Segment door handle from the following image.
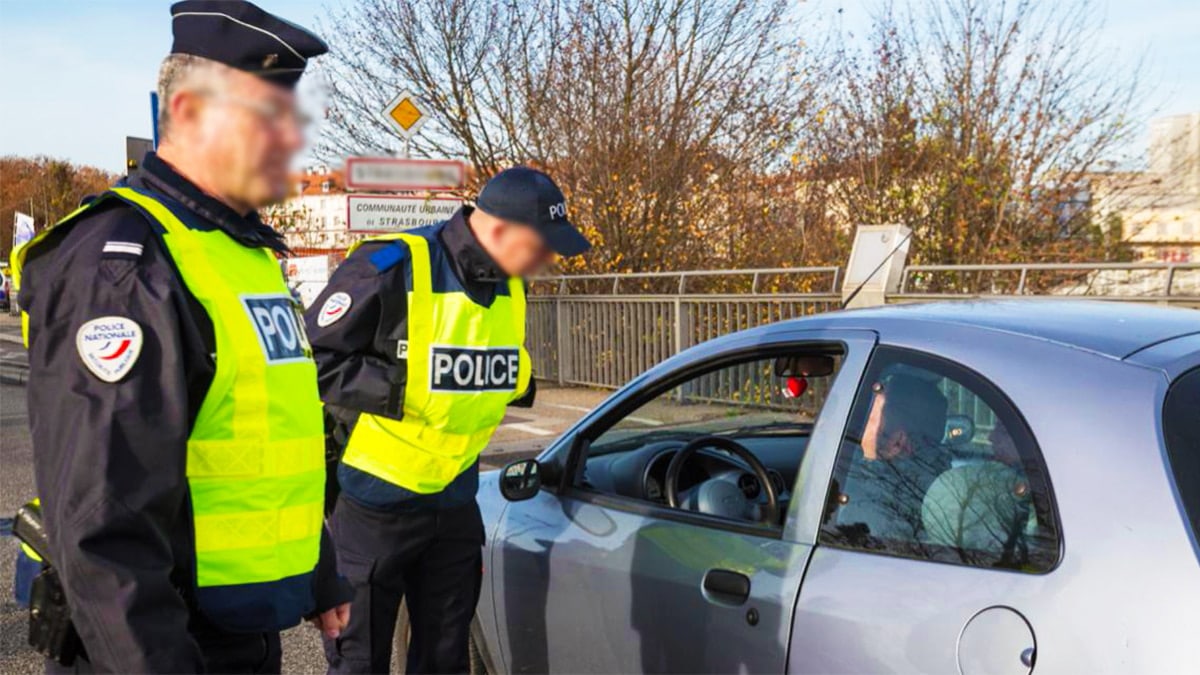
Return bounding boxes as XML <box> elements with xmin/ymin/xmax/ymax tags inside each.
<box><xmin>703</xmin><ymin>569</ymin><xmax>751</xmax><ymax>605</ymax></box>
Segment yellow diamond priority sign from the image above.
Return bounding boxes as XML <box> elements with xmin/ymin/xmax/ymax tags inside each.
<box><xmin>381</xmin><ymin>90</ymin><xmax>428</xmax><ymax>139</ymax></box>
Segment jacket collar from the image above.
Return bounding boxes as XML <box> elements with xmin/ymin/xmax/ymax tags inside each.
<box><xmin>439</xmin><ymin>207</ymin><xmax>506</xmax><ymax>284</ymax></box>
<box><xmin>133</xmin><ymin>152</ymin><xmax>290</xmax><ymax>253</ymax></box>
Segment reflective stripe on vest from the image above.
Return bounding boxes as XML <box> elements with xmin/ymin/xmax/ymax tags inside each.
<box><xmin>18</xmin><ymin>498</ymin><xmax>43</xmax><ymax>563</ymax></box>
<box><xmin>341</xmin><ymin>231</ymin><xmax>532</xmax><ymax>493</ymax></box>
<box><xmin>13</xmin><ymin>188</ymin><xmax>326</xmax><ymax>630</ymax></box>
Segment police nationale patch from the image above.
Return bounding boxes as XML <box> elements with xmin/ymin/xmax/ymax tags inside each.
<box><xmin>317</xmin><ymin>292</ymin><xmax>352</xmax><ymax>327</ymax></box>
<box><xmin>76</xmin><ymin>316</ymin><xmax>143</xmax><ymax>382</ymax></box>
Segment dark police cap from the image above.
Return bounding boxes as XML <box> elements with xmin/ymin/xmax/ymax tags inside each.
<box><xmin>170</xmin><ymin>0</ymin><xmax>327</xmax><ymax>88</ymax></box>
<box><xmin>476</xmin><ymin>167</ymin><xmax>591</xmax><ymax>257</ymax></box>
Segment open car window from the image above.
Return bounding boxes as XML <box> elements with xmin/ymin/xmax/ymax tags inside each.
<box><xmin>575</xmin><ymin>346</ymin><xmax>845</xmax><ymax>528</ymax></box>
<box><xmin>591</xmin><ymin>352</ymin><xmax>841</xmax><ymax>454</ymax></box>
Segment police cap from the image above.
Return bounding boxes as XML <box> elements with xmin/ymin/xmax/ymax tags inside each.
<box><xmin>170</xmin><ymin>0</ymin><xmax>327</xmax><ymax>89</ymax></box>
<box><xmin>476</xmin><ymin>167</ymin><xmax>591</xmax><ymax>257</ymax></box>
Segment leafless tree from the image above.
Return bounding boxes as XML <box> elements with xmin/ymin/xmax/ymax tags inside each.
<box><xmin>317</xmin><ymin>0</ymin><xmax>817</xmax><ymax>272</ymax></box>
<box><xmin>795</xmin><ymin>0</ymin><xmax>1146</xmax><ymax>279</ymax></box>
<box><xmin>318</xmin><ymin>0</ymin><xmax>1153</xmax><ymax>277</ymax></box>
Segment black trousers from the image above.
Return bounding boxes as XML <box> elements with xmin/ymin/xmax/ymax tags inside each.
<box><xmin>45</xmin><ymin>628</ymin><xmax>281</xmax><ymax>674</ymax></box>
<box><xmin>324</xmin><ymin>495</ymin><xmax>484</xmax><ymax>675</ymax></box>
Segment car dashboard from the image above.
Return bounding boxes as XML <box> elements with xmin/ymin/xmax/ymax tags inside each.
<box><xmin>581</xmin><ymin>434</ymin><xmax>810</xmax><ymax>516</ymax></box>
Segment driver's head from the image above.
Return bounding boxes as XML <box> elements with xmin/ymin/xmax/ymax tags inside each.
<box><xmin>861</xmin><ymin>374</ymin><xmax>948</xmax><ymax>461</ymax></box>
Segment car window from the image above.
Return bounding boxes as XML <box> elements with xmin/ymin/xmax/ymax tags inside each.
<box><xmin>579</xmin><ymin>346</ymin><xmax>844</xmax><ymax>526</ymax></box>
<box><xmin>594</xmin><ymin>356</ymin><xmax>837</xmax><ymax>448</ymax></box>
<box><xmin>819</xmin><ymin>347</ymin><xmax>1060</xmax><ymax>573</ymax></box>
<box><xmin>1164</xmin><ymin>367</ymin><xmax>1200</xmax><ymax>555</ymax></box>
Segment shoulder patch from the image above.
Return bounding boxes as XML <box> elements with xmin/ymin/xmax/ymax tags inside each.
<box><xmin>368</xmin><ymin>242</ymin><xmax>408</xmax><ymax>274</ymax></box>
<box><xmin>76</xmin><ymin>317</ymin><xmax>143</xmax><ymax>382</ymax></box>
<box><xmin>317</xmin><ymin>292</ymin><xmax>353</xmax><ymax>327</ymax></box>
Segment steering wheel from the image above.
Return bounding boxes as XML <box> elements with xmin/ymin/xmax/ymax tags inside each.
<box><xmin>664</xmin><ymin>436</ymin><xmax>780</xmax><ymax>525</ymax></box>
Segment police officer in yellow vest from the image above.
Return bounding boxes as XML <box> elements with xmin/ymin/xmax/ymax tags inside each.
<box><xmin>306</xmin><ymin>167</ymin><xmax>590</xmax><ymax>673</ymax></box>
<box><xmin>11</xmin><ymin>2</ymin><xmax>350</xmax><ymax>672</ymax></box>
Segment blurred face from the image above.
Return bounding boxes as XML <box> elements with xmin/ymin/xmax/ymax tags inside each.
<box><xmin>485</xmin><ymin>219</ymin><xmax>555</xmax><ymax>277</ymax></box>
<box><xmin>173</xmin><ymin>69</ymin><xmax>307</xmax><ymax>210</ymax></box>
<box><xmin>860</xmin><ymin>391</ymin><xmax>916</xmax><ymax>461</ymax></box>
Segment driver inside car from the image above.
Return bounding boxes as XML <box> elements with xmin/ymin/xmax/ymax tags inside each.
<box><xmin>833</xmin><ymin>373</ymin><xmax>951</xmax><ymax>543</ymax></box>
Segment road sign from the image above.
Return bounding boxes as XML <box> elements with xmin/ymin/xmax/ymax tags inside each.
<box><xmin>126</xmin><ymin>137</ymin><xmax>153</xmax><ymax>173</ymax></box>
<box><xmin>381</xmin><ymin>90</ymin><xmax>429</xmax><ymax>139</ymax></box>
<box><xmin>345</xmin><ymin>157</ymin><xmax>466</xmax><ymax>191</ymax></box>
<box><xmin>347</xmin><ymin>195</ymin><xmax>463</xmax><ymax>232</ymax></box>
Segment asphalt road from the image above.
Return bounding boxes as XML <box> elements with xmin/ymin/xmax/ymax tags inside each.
<box><xmin>0</xmin><ymin>313</ymin><xmax>602</xmax><ymax>672</ymax></box>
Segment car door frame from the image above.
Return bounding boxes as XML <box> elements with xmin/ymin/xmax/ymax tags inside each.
<box><xmin>486</xmin><ymin>328</ymin><xmax>878</xmax><ymax>674</ymax></box>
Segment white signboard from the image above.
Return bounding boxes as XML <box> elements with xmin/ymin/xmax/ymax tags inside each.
<box><xmin>285</xmin><ymin>255</ymin><xmax>331</xmax><ymax>308</ymax></box>
<box><xmin>347</xmin><ymin>195</ymin><xmax>463</xmax><ymax>232</ymax></box>
<box><xmin>286</xmin><ymin>255</ymin><xmax>331</xmax><ymax>283</ymax></box>
<box><xmin>842</xmin><ymin>224</ymin><xmax>913</xmax><ymax>309</ymax></box>
<box><xmin>345</xmin><ymin>157</ymin><xmax>466</xmax><ymax>191</ymax></box>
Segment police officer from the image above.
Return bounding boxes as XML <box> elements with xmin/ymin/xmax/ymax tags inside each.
<box><xmin>11</xmin><ymin>2</ymin><xmax>350</xmax><ymax>672</ymax></box>
<box><xmin>307</xmin><ymin>168</ymin><xmax>590</xmax><ymax>673</ymax></box>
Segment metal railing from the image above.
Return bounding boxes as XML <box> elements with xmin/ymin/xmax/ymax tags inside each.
<box><xmin>531</xmin><ymin>267</ymin><xmax>842</xmax><ymax>296</ymax></box>
<box><xmin>898</xmin><ymin>262</ymin><xmax>1200</xmax><ymax>300</ymax></box>
<box><xmin>528</xmin><ymin>292</ymin><xmax>841</xmax><ymax>387</ymax></box>
<box><xmin>528</xmin><ymin>262</ymin><xmax>1200</xmax><ymax>387</ymax></box>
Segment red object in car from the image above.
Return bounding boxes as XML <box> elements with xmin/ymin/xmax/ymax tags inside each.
<box><xmin>785</xmin><ymin>376</ymin><xmax>808</xmax><ymax>398</ymax></box>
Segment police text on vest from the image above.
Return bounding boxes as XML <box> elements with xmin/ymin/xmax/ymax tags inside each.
<box><xmin>430</xmin><ymin>346</ymin><xmax>520</xmax><ymax>392</ymax></box>
<box><xmin>242</xmin><ymin>295</ymin><xmax>312</xmax><ymax>364</ymax></box>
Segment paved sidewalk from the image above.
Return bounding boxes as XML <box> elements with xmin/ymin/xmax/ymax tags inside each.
<box><xmin>0</xmin><ymin>315</ymin><xmax>26</xmax><ymax>386</ymax></box>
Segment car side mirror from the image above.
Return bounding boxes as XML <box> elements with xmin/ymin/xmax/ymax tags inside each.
<box><xmin>500</xmin><ymin>459</ymin><xmax>542</xmax><ymax>502</ymax></box>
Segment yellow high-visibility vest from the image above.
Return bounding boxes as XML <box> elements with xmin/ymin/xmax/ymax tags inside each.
<box><xmin>11</xmin><ymin>187</ymin><xmax>326</xmax><ymax>631</ymax></box>
<box><xmin>340</xmin><ymin>231</ymin><xmax>531</xmax><ymax>493</ymax></box>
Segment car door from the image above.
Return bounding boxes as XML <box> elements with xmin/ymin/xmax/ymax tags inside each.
<box><xmin>789</xmin><ymin>345</ymin><xmax>1063</xmax><ymax>675</ymax></box>
<box><xmin>490</xmin><ymin>330</ymin><xmax>875</xmax><ymax>674</ymax></box>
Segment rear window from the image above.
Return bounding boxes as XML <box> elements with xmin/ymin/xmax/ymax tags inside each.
<box><xmin>1164</xmin><ymin>367</ymin><xmax>1200</xmax><ymax>548</ymax></box>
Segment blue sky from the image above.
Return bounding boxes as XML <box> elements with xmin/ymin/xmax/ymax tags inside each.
<box><xmin>1</xmin><ymin>0</ymin><xmax>1197</xmax><ymax>173</ymax></box>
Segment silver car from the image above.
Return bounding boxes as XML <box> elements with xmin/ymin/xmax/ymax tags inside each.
<box><xmin>471</xmin><ymin>300</ymin><xmax>1200</xmax><ymax>674</ymax></box>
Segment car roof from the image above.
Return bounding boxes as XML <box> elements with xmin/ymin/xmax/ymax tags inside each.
<box><xmin>799</xmin><ymin>299</ymin><xmax>1200</xmax><ymax>359</ymax></box>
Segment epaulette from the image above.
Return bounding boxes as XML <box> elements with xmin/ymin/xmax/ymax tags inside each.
<box><xmin>367</xmin><ymin>241</ymin><xmax>409</xmax><ymax>274</ymax></box>
<box><xmin>99</xmin><ymin>214</ymin><xmax>152</xmax><ymax>261</ymax></box>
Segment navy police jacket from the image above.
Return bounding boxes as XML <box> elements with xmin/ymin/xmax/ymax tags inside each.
<box><xmin>304</xmin><ymin>208</ymin><xmax>535</xmax><ymax>512</ymax></box>
<box><xmin>17</xmin><ymin>153</ymin><xmax>349</xmax><ymax>673</ymax></box>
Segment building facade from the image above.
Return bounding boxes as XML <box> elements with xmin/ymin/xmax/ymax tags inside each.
<box><xmin>264</xmin><ymin>166</ymin><xmax>357</xmax><ymax>253</ymax></box>
<box><xmin>1094</xmin><ymin>113</ymin><xmax>1200</xmax><ymax>263</ymax></box>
